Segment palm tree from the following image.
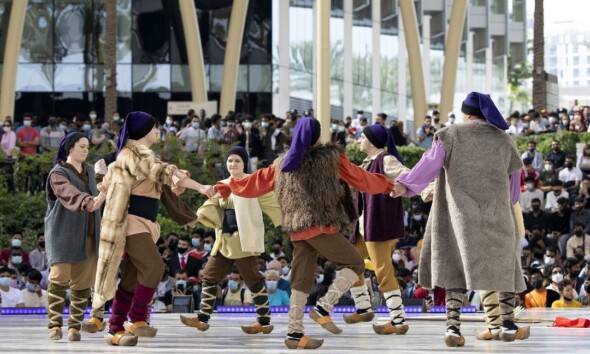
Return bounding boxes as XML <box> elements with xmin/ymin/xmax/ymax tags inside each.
<box><xmin>104</xmin><ymin>0</ymin><xmax>117</xmax><ymax>121</ymax></box>
<box><xmin>532</xmin><ymin>0</ymin><xmax>545</xmax><ymax>109</ymax></box>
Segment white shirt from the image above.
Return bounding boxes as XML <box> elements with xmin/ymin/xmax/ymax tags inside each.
<box><xmin>521</xmin><ymin>150</ymin><xmax>544</xmax><ymax>173</ymax></box>
<box><xmin>506</xmin><ymin>125</ymin><xmax>523</xmax><ymax>136</ymax></box>
<box><xmin>520</xmin><ymin>189</ymin><xmax>545</xmax><ymax>213</ymax></box>
<box><xmin>21</xmin><ymin>288</ymin><xmax>48</xmax><ymax>308</ymax></box>
<box><xmin>0</xmin><ymin>286</ymin><xmax>24</xmax><ymax>307</ymax></box>
<box><xmin>178</xmin><ymin>127</ymin><xmax>206</xmax><ymax>153</ymax></box>
<box><xmin>545</xmin><ymin>190</ymin><xmax>569</xmax><ymax>210</ymax></box>
<box><xmin>558</xmin><ymin>167</ymin><xmax>583</xmax><ymax>183</ymax></box>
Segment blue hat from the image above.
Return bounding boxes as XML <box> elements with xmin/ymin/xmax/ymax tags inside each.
<box><xmin>362</xmin><ymin>124</ymin><xmax>404</xmax><ymax>165</ymax></box>
<box><xmin>226</xmin><ymin>146</ymin><xmax>250</xmax><ymax>173</ymax></box>
<box><xmin>461</xmin><ymin>92</ymin><xmax>508</xmax><ymax>130</ymax></box>
<box><xmin>54</xmin><ymin>132</ymin><xmax>87</xmax><ymax>166</ymax></box>
<box><xmin>281</xmin><ymin>118</ymin><xmax>321</xmax><ymax>173</ymax></box>
<box><xmin>117</xmin><ymin>111</ymin><xmax>156</xmax><ymax>155</ymax></box>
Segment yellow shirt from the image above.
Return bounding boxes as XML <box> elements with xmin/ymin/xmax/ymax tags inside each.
<box><xmin>551</xmin><ymin>299</ymin><xmax>582</xmax><ymax>308</ymax></box>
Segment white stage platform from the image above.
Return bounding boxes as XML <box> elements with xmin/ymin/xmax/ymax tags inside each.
<box><xmin>0</xmin><ymin>309</ymin><xmax>588</xmax><ymax>353</ymax></box>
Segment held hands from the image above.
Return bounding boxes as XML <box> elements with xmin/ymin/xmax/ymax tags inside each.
<box><xmin>88</xmin><ymin>193</ymin><xmax>106</xmax><ymax>212</ymax></box>
<box><xmin>198</xmin><ymin>185</ymin><xmax>217</xmax><ymax>198</ymax></box>
<box><xmin>183</xmin><ymin>215</ymin><xmax>199</xmax><ymax>230</ymax></box>
<box><xmin>94</xmin><ymin>159</ymin><xmax>108</xmax><ymax>176</ymax></box>
<box><xmin>390</xmin><ymin>183</ymin><xmax>407</xmax><ymax>198</ymax></box>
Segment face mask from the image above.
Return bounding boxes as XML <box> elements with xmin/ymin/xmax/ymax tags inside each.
<box><xmin>83</xmin><ymin>124</ymin><xmax>91</xmax><ymax>131</ymax></box>
<box><xmin>243</xmin><ymin>122</ymin><xmax>252</xmax><ymax>129</ymax></box>
<box><xmin>265</xmin><ymin>280</ymin><xmax>278</xmax><ymax>291</ymax></box>
<box><xmin>531</xmin><ymin>279</ymin><xmax>543</xmax><ymax>289</ymax></box>
<box><xmin>227</xmin><ymin>122</ymin><xmax>235</xmax><ymax>127</ymax></box>
<box><xmin>574</xmin><ymin>254</ymin><xmax>584</xmax><ymax>262</ymax></box>
<box><xmin>549</xmin><ymin>117</ymin><xmax>557</xmax><ymax>125</ymax></box>
<box><xmin>449</xmin><ymin>118</ymin><xmax>455</xmax><ymax>124</ymax></box>
<box><xmin>177</xmin><ymin>247</ymin><xmax>188</xmax><ymax>255</ymax></box>
<box><xmin>544</xmin><ymin>256</ymin><xmax>555</xmax><ymax>266</ymax></box>
<box><xmin>392</xmin><ymin>253</ymin><xmax>401</xmax><ymax>263</ymax></box>
<box><xmin>89</xmin><ymin>114</ymin><xmax>97</xmax><ymax>120</ymax></box>
<box><xmin>48</xmin><ymin>120</ymin><xmax>56</xmax><ymax>126</ymax></box>
<box><xmin>221</xmin><ymin>122</ymin><xmax>227</xmax><ymax>127</ymax></box>
<box><xmin>228</xmin><ymin>280</ymin><xmax>240</xmax><ymax>291</ymax></box>
<box><xmin>553</xmin><ymin>190</ymin><xmax>561</xmax><ymax>196</ymax></box>
<box><xmin>112</xmin><ymin>115</ymin><xmax>120</xmax><ymax>121</ymax></box>
<box><xmin>412</xmin><ymin>274</ymin><xmax>418</xmax><ymax>283</ymax></box>
<box><xmin>522</xmin><ymin>123</ymin><xmax>530</xmax><ymax>128</ymax></box>
<box><xmin>2</xmin><ymin>126</ymin><xmax>10</xmax><ymax>133</ymax></box>
<box><xmin>175</xmin><ymin>280</ymin><xmax>186</xmax><ymax>289</ymax></box>
<box><xmin>11</xmin><ymin>239</ymin><xmax>22</xmax><ymax>247</ymax></box>
<box><xmin>0</xmin><ymin>277</ymin><xmax>11</xmax><ymax>287</ymax></box>
<box><xmin>563</xmin><ymin>295</ymin><xmax>573</xmax><ymax>302</ymax></box>
<box><xmin>575</xmin><ymin>230</ymin><xmax>584</xmax><ymax>237</ymax></box>
<box><xmin>59</xmin><ymin>124</ymin><xmax>67</xmax><ymax>131</ymax></box>
<box><xmin>526</xmin><ymin>183</ymin><xmax>534</xmax><ymax>190</ymax></box>
<box><xmin>545</xmin><ymin>164</ymin><xmax>553</xmax><ymax>171</ymax></box>
<box><xmin>204</xmin><ymin>243</ymin><xmax>212</xmax><ymax>252</ymax></box>
<box><xmin>282</xmin><ymin>266</ymin><xmax>290</xmax><ymax>275</ymax></box>
<box><xmin>38</xmin><ymin>241</ymin><xmax>45</xmax><ymax>248</ymax></box>
<box><xmin>413</xmin><ymin>215</ymin><xmax>422</xmax><ymax>221</ymax></box>
<box><xmin>551</xmin><ymin>273</ymin><xmax>564</xmax><ymax>283</ymax></box>
<box><xmin>528</xmin><ymin>148</ymin><xmax>535</xmax><ymax>153</ymax></box>
<box><xmin>570</xmin><ymin>270</ymin><xmax>581</xmax><ymax>279</ymax></box>
<box><xmin>316</xmin><ymin>274</ymin><xmax>324</xmax><ymax>283</ymax></box>
<box><xmin>192</xmin><ymin>122</ymin><xmax>200</xmax><ymax>129</ymax></box>
<box><xmin>566</xmin><ymin>162</ymin><xmax>574</xmax><ymax>169</ymax></box>
<box><xmin>357</xmin><ymin>114</ymin><xmax>363</xmax><ymax>119</ymax></box>
<box><xmin>11</xmin><ymin>256</ymin><xmax>22</xmax><ymax>265</ymax></box>
<box><xmin>562</xmin><ymin>120</ymin><xmax>569</xmax><ymax>126</ymax></box>
<box><xmin>192</xmin><ymin>238</ymin><xmax>201</xmax><ymax>247</ymax></box>
<box><xmin>166</xmin><ymin>119</ymin><xmax>173</xmax><ymax>125</ymax></box>
<box><xmin>261</xmin><ymin>122</ymin><xmax>269</xmax><ymax>128</ymax></box>
<box><xmin>331</xmin><ymin>124</ymin><xmax>339</xmax><ymax>131</ymax></box>
<box><xmin>24</xmin><ymin>120</ymin><xmax>32</xmax><ymax>127</ymax></box>
<box><xmin>26</xmin><ymin>282</ymin><xmax>36</xmax><ymax>292</ymax></box>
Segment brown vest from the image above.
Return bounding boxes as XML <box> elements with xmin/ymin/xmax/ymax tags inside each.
<box><xmin>274</xmin><ymin>144</ymin><xmax>357</xmax><ymax>234</ymax></box>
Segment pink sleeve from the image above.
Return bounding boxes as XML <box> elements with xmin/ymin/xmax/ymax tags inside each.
<box><xmin>396</xmin><ymin>140</ymin><xmax>446</xmax><ymax>196</ymax></box>
<box><xmin>509</xmin><ymin>170</ymin><xmax>521</xmax><ymax>205</ymax></box>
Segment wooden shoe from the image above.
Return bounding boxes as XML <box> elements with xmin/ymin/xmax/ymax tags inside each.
<box><xmin>372</xmin><ymin>322</ymin><xmax>409</xmax><ymax>335</ymax></box>
<box><xmin>104</xmin><ymin>331</ymin><xmax>138</xmax><ymax>346</ymax></box>
<box><xmin>515</xmin><ymin>326</ymin><xmax>531</xmax><ymax>340</ymax></box>
<box><xmin>444</xmin><ymin>333</ymin><xmax>466</xmax><ymax>347</ymax></box>
<box><xmin>241</xmin><ymin>322</ymin><xmax>274</xmax><ymax>334</ymax></box>
<box><xmin>124</xmin><ymin>321</ymin><xmax>157</xmax><ymax>337</ymax></box>
<box><xmin>67</xmin><ymin>328</ymin><xmax>81</xmax><ymax>341</ymax></box>
<box><xmin>48</xmin><ymin>327</ymin><xmax>62</xmax><ymax>340</ymax></box>
<box><xmin>81</xmin><ymin>317</ymin><xmax>106</xmax><ymax>333</ymax></box>
<box><xmin>343</xmin><ymin>311</ymin><xmax>375</xmax><ymax>324</ymax></box>
<box><xmin>309</xmin><ymin>308</ymin><xmax>342</xmax><ymax>334</ymax></box>
<box><xmin>284</xmin><ymin>335</ymin><xmax>324</xmax><ymax>349</ymax></box>
<box><xmin>179</xmin><ymin>314</ymin><xmax>210</xmax><ymax>331</ymax></box>
<box><xmin>474</xmin><ymin>328</ymin><xmax>500</xmax><ymax>340</ymax></box>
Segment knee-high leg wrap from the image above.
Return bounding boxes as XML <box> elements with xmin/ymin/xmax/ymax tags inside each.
<box><xmin>480</xmin><ymin>291</ymin><xmax>502</xmax><ymax>329</ymax></box>
<box><xmin>47</xmin><ymin>283</ymin><xmax>68</xmax><ymax>329</ymax></box>
<box><xmin>250</xmin><ymin>282</ymin><xmax>271</xmax><ymax>325</ymax></box>
<box><xmin>128</xmin><ymin>284</ymin><xmax>156</xmax><ymax>323</ymax></box>
<box><xmin>317</xmin><ymin>268</ymin><xmax>358</xmax><ymax>313</ymax></box>
<box><xmin>197</xmin><ymin>282</ymin><xmax>217</xmax><ymax>320</ymax></box>
<box><xmin>499</xmin><ymin>292</ymin><xmax>515</xmax><ymax>322</ymax></box>
<box><xmin>350</xmin><ymin>284</ymin><xmax>372</xmax><ymax>312</ymax></box>
<box><xmin>68</xmin><ymin>288</ymin><xmax>91</xmax><ymax>330</ymax></box>
<box><xmin>109</xmin><ymin>287</ymin><xmax>134</xmax><ymax>333</ymax></box>
<box><xmin>384</xmin><ymin>289</ymin><xmax>405</xmax><ymax>325</ymax></box>
<box><xmin>288</xmin><ymin>290</ymin><xmax>309</xmax><ymax>334</ymax></box>
<box><xmin>445</xmin><ymin>291</ymin><xmax>464</xmax><ymax>331</ymax></box>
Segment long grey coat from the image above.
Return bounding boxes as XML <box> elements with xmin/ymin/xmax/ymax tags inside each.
<box><xmin>419</xmin><ymin>123</ymin><xmax>526</xmax><ymax>293</ymax></box>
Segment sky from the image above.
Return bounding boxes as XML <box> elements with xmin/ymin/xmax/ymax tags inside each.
<box><xmin>528</xmin><ymin>0</ymin><xmax>590</xmax><ymax>35</ymax></box>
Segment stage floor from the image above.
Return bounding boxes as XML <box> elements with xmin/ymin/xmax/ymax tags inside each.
<box><xmin>0</xmin><ymin>309</ymin><xmax>587</xmax><ymax>353</ymax></box>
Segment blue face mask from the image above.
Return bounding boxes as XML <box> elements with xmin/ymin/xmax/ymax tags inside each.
<box><xmin>11</xmin><ymin>256</ymin><xmax>22</xmax><ymax>265</ymax></box>
<box><xmin>316</xmin><ymin>274</ymin><xmax>324</xmax><ymax>284</ymax></box>
<box><xmin>526</xmin><ymin>183</ymin><xmax>534</xmax><ymax>190</ymax></box>
<box><xmin>26</xmin><ymin>282</ymin><xmax>36</xmax><ymax>292</ymax></box>
<box><xmin>228</xmin><ymin>280</ymin><xmax>240</xmax><ymax>291</ymax></box>
<box><xmin>192</xmin><ymin>122</ymin><xmax>200</xmax><ymax>129</ymax></box>
<box><xmin>413</xmin><ymin>215</ymin><xmax>422</xmax><ymax>221</ymax></box>
<box><xmin>282</xmin><ymin>266</ymin><xmax>290</xmax><ymax>275</ymax></box>
<box><xmin>204</xmin><ymin>243</ymin><xmax>212</xmax><ymax>252</ymax></box>
<box><xmin>11</xmin><ymin>239</ymin><xmax>22</xmax><ymax>247</ymax></box>
<box><xmin>192</xmin><ymin>238</ymin><xmax>201</xmax><ymax>247</ymax></box>
<box><xmin>0</xmin><ymin>277</ymin><xmax>11</xmax><ymax>287</ymax></box>
<box><xmin>265</xmin><ymin>280</ymin><xmax>278</xmax><ymax>291</ymax></box>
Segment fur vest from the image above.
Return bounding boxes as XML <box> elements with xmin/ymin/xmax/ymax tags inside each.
<box><xmin>274</xmin><ymin>144</ymin><xmax>357</xmax><ymax>234</ymax></box>
<box><xmin>93</xmin><ymin>140</ymin><xmax>180</xmax><ymax>309</ymax></box>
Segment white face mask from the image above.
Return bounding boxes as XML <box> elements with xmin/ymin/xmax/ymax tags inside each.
<box><xmin>243</xmin><ymin>122</ymin><xmax>252</xmax><ymax>129</ymax></box>
<box><xmin>90</xmin><ymin>114</ymin><xmax>97</xmax><ymax>120</ymax></box>
<box><xmin>261</xmin><ymin>122</ymin><xmax>269</xmax><ymax>128</ymax></box>
<box><xmin>23</xmin><ymin>120</ymin><xmax>32</xmax><ymax>127</ymax></box>
<box><xmin>551</xmin><ymin>272</ymin><xmax>563</xmax><ymax>284</ymax></box>
<box><xmin>392</xmin><ymin>253</ymin><xmax>401</xmax><ymax>263</ymax></box>
<box><xmin>166</xmin><ymin>119</ymin><xmax>173</xmax><ymax>125</ymax></box>
<box><xmin>2</xmin><ymin>126</ymin><xmax>10</xmax><ymax>133</ymax></box>
<box><xmin>112</xmin><ymin>115</ymin><xmax>120</xmax><ymax>121</ymax></box>
<box><xmin>544</xmin><ymin>256</ymin><xmax>555</xmax><ymax>266</ymax></box>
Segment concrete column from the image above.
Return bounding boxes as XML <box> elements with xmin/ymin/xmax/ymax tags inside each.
<box><xmin>312</xmin><ymin>0</ymin><xmax>317</xmax><ymax>111</ymax></box>
<box><xmin>372</xmin><ymin>0</ymin><xmax>381</xmax><ymax>116</ymax></box>
<box><xmin>219</xmin><ymin>0</ymin><xmax>249</xmax><ymax>115</ymax></box>
<box><xmin>485</xmin><ymin>39</ymin><xmax>493</xmax><ymax>93</ymax></box>
<box><xmin>179</xmin><ymin>0</ymin><xmax>207</xmax><ymax>102</ymax></box>
<box><xmin>439</xmin><ymin>0</ymin><xmax>468</xmax><ymax>119</ymax></box>
<box><xmin>0</xmin><ymin>0</ymin><xmax>29</xmax><ymax>120</ymax></box>
<box><xmin>316</xmin><ymin>0</ymin><xmax>331</xmax><ymax>142</ymax></box>
<box><xmin>343</xmin><ymin>0</ymin><xmax>353</xmax><ymax>119</ymax></box>
<box><xmin>466</xmin><ymin>31</ymin><xmax>474</xmax><ymax>93</ymax></box>
<box><xmin>277</xmin><ymin>0</ymin><xmax>290</xmax><ymax>115</ymax></box>
<box><xmin>422</xmin><ymin>14</ymin><xmax>431</xmax><ymax>103</ymax></box>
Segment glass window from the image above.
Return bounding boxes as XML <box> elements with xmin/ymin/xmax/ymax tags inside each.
<box><xmin>574</xmin><ymin>68</ymin><xmax>579</xmax><ymax>77</ymax></box>
<box><xmin>131</xmin><ymin>0</ymin><xmax>170</xmax><ymax>63</ymax></box>
<box><xmin>96</xmin><ymin>0</ymin><xmax>132</xmax><ymax>64</ymax></box>
<box><xmin>132</xmin><ymin>64</ymin><xmax>171</xmax><ymax>92</ymax></box>
<box><xmin>249</xmin><ymin>64</ymin><xmax>271</xmax><ymax>92</ymax></box>
<box><xmin>16</xmin><ymin>64</ymin><xmax>54</xmax><ymax>91</ymax></box>
<box><xmin>20</xmin><ymin>1</ymin><xmax>54</xmax><ymax>63</ymax></box>
<box><xmin>54</xmin><ymin>1</ymin><xmax>92</xmax><ymax>64</ymax></box>
<box><xmin>54</xmin><ymin>64</ymin><xmax>94</xmax><ymax>91</ymax></box>
<box><xmin>574</xmin><ymin>57</ymin><xmax>579</xmax><ymax>66</ymax></box>
<box><xmin>171</xmin><ymin>64</ymin><xmax>210</xmax><ymax>92</ymax></box>
<box><xmin>115</xmin><ymin>64</ymin><xmax>132</xmax><ymax>92</ymax></box>
<box><xmin>209</xmin><ymin>6</ymin><xmax>231</xmax><ymax>65</ymax></box>
<box><xmin>242</xmin><ymin>0</ymin><xmax>272</xmax><ymax>64</ymax></box>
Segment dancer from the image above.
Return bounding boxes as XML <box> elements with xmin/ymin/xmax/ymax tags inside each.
<box><xmin>216</xmin><ymin>118</ymin><xmax>395</xmax><ymax>349</ymax></box>
<box><xmin>92</xmin><ymin>111</ymin><xmax>214</xmax><ymax>346</ymax></box>
<box><xmin>45</xmin><ymin>132</ymin><xmax>104</xmax><ymax>341</ymax></box>
<box><xmin>392</xmin><ymin>92</ymin><xmax>527</xmax><ymax>347</ymax></box>
<box><xmin>343</xmin><ymin>124</ymin><xmax>409</xmax><ymax>335</ymax></box>
<box><xmin>180</xmin><ymin>146</ymin><xmax>281</xmax><ymax>334</ymax></box>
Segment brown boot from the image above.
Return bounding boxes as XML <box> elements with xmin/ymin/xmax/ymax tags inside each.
<box><xmin>372</xmin><ymin>321</ymin><xmax>409</xmax><ymax>335</ymax></box>
<box><xmin>474</xmin><ymin>327</ymin><xmax>500</xmax><ymax>340</ymax></box>
<box><xmin>81</xmin><ymin>317</ymin><xmax>106</xmax><ymax>333</ymax></box>
<box><xmin>124</xmin><ymin>321</ymin><xmax>158</xmax><ymax>337</ymax></box>
<box><xmin>179</xmin><ymin>314</ymin><xmax>210</xmax><ymax>332</ymax></box>
<box><xmin>309</xmin><ymin>308</ymin><xmax>342</xmax><ymax>334</ymax></box>
<box><xmin>343</xmin><ymin>311</ymin><xmax>375</xmax><ymax>324</ymax></box>
<box><xmin>284</xmin><ymin>335</ymin><xmax>324</xmax><ymax>349</ymax></box>
<box><xmin>104</xmin><ymin>331</ymin><xmax>138</xmax><ymax>346</ymax></box>
<box><xmin>241</xmin><ymin>322</ymin><xmax>274</xmax><ymax>334</ymax></box>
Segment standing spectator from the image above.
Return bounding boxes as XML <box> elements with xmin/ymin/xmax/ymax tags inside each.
<box><xmin>269</xmin><ymin>240</ymin><xmax>286</xmax><ymax>261</ymax></box>
<box><xmin>21</xmin><ymin>269</ymin><xmax>48</xmax><ymax>308</ymax></box>
<box><xmin>239</xmin><ymin>116</ymin><xmax>263</xmax><ymax>172</ymax></box>
<box><xmin>520</xmin><ymin>176</ymin><xmax>544</xmax><ymax>213</ymax></box>
<box><xmin>160</xmin><ymin>115</ymin><xmax>178</xmax><ymax>142</ymax></box>
<box><xmin>91</xmin><ymin>122</ymin><xmax>114</xmax><ymax>150</ymax></box>
<box><xmin>374</xmin><ymin>113</ymin><xmax>387</xmax><ymax>126</ymax></box>
<box><xmin>431</xmin><ymin>111</ymin><xmax>444</xmax><ymax>130</ymax></box>
<box><xmin>558</xmin><ymin>155</ymin><xmax>583</xmax><ymax>187</ymax></box>
<box><xmin>207</xmin><ymin>114</ymin><xmax>223</xmax><ymax>143</ymax></box>
<box><xmin>521</xmin><ymin>141</ymin><xmax>543</xmax><ymax>173</ymax></box>
<box><xmin>390</xmin><ymin>120</ymin><xmax>409</xmax><ymax>146</ymax></box>
<box><xmin>545</xmin><ymin>140</ymin><xmax>567</xmax><ymax>171</ymax></box>
<box><xmin>0</xmin><ymin>267</ymin><xmax>24</xmax><ymax>307</ymax></box>
<box><xmin>1</xmin><ymin>119</ymin><xmax>17</xmax><ymax>192</ymax></box>
<box><xmin>265</xmin><ymin>269</ymin><xmax>290</xmax><ymax>306</ymax></box>
<box><xmin>29</xmin><ymin>233</ymin><xmax>48</xmax><ymax>272</ymax></box>
<box><xmin>40</xmin><ymin>116</ymin><xmax>65</xmax><ymax>153</ymax></box>
<box><xmin>178</xmin><ymin>117</ymin><xmax>207</xmax><ymax>153</ymax></box>
<box><xmin>17</xmin><ymin>113</ymin><xmax>40</xmax><ymax>156</ymax></box>
<box><xmin>222</xmin><ymin>115</ymin><xmax>240</xmax><ymax>145</ymax></box>
<box><xmin>330</xmin><ymin>120</ymin><xmax>346</xmax><ymax>146</ymax></box>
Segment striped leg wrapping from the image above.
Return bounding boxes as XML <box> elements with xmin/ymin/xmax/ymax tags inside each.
<box><xmin>350</xmin><ymin>284</ymin><xmax>372</xmax><ymax>312</ymax></box>
<box><xmin>288</xmin><ymin>290</ymin><xmax>308</xmax><ymax>334</ymax></box>
<box><xmin>384</xmin><ymin>289</ymin><xmax>405</xmax><ymax>325</ymax></box>
<box><xmin>445</xmin><ymin>291</ymin><xmax>464</xmax><ymax>330</ymax></box>
<box><xmin>47</xmin><ymin>283</ymin><xmax>68</xmax><ymax>329</ymax></box>
<box><xmin>68</xmin><ymin>288</ymin><xmax>91</xmax><ymax>330</ymax></box>
<box><xmin>197</xmin><ymin>282</ymin><xmax>217</xmax><ymax>319</ymax></box>
<box><xmin>250</xmin><ymin>282</ymin><xmax>270</xmax><ymax>325</ymax></box>
<box><xmin>317</xmin><ymin>268</ymin><xmax>358</xmax><ymax>313</ymax></box>
<box><xmin>480</xmin><ymin>290</ymin><xmax>501</xmax><ymax>329</ymax></box>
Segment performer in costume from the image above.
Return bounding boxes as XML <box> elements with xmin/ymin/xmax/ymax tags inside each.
<box><xmin>216</xmin><ymin>118</ymin><xmax>395</xmax><ymax>349</ymax></box>
<box><xmin>343</xmin><ymin>124</ymin><xmax>410</xmax><ymax>335</ymax></box>
<box><xmin>45</xmin><ymin>132</ymin><xmax>104</xmax><ymax>341</ymax></box>
<box><xmin>91</xmin><ymin>111</ymin><xmax>215</xmax><ymax>346</ymax></box>
<box><xmin>180</xmin><ymin>146</ymin><xmax>281</xmax><ymax>334</ymax></box>
<box><xmin>392</xmin><ymin>92</ymin><xmax>528</xmax><ymax>347</ymax></box>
